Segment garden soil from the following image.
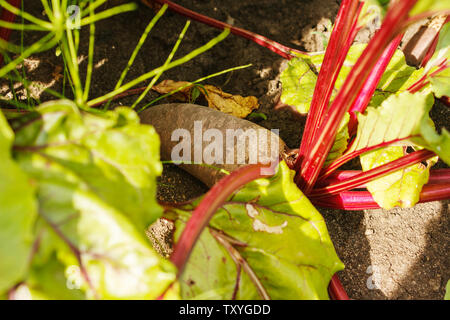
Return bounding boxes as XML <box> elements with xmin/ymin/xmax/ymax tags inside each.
<box><xmin>3</xmin><ymin>0</ymin><xmax>449</xmax><ymax>299</ymax></box>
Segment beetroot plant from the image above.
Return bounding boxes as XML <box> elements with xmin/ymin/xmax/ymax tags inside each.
<box><xmin>142</xmin><ymin>0</ymin><xmax>450</xmax><ymax>299</ymax></box>
<box><xmin>0</xmin><ymin>0</ymin><xmax>449</xmax><ymax>300</ymax></box>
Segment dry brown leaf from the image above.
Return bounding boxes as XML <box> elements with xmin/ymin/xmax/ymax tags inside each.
<box><xmin>201</xmin><ymin>85</ymin><xmax>259</xmax><ymax>118</ymax></box>
<box><xmin>141</xmin><ymin>0</ymin><xmax>163</xmax><ymax>12</ymax></box>
<box><xmin>152</xmin><ymin>80</ymin><xmax>193</xmax><ymax>101</ymax></box>
<box><xmin>152</xmin><ymin>80</ymin><xmax>259</xmax><ymax>118</ymax></box>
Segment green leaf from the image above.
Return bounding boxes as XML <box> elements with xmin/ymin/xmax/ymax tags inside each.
<box><xmin>428</xmin><ymin>22</ymin><xmax>450</xmax><ymax>98</ymax></box>
<box><xmin>352</xmin><ymin>91</ymin><xmax>449</xmax><ymax>163</ymax></box>
<box><xmin>29</xmin><ymin>185</ymin><xmax>177</xmax><ymax>299</ymax></box>
<box><xmin>370</xmin><ymin>50</ymin><xmax>424</xmax><ymax>107</ymax></box>
<box><xmin>445</xmin><ymin>280</ymin><xmax>450</xmax><ymax>300</ymax></box>
<box><xmin>361</xmin><ymin>146</ymin><xmax>433</xmax><ymax>209</ymax></box>
<box><xmin>247</xmin><ymin>112</ymin><xmax>268</xmax><ymax>121</ymax></box>
<box><xmin>410</xmin><ymin>0</ymin><xmax>450</xmax><ymax>16</ymax></box>
<box><xmin>172</xmin><ymin>161</ymin><xmax>344</xmax><ymax>300</ymax></box>
<box><xmin>432</xmin><ymin>22</ymin><xmax>450</xmax><ymax>63</ymax></box>
<box><xmin>364</xmin><ymin>0</ymin><xmax>390</xmax><ymax>10</ymax></box>
<box><xmin>280</xmin><ymin>57</ymin><xmax>317</xmax><ymax>114</ymax></box>
<box><xmin>0</xmin><ymin>110</ymin><xmax>37</xmax><ymax>295</ymax></box>
<box><xmin>430</xmin><ymin>67</ymin><xmax>450</xmax><ymax>98</ymax></box>
<box><xmin>281</xmin><ymin>44</ymin><xmax>423</xmax><ymax>112</ymax></box>
<box><xmin>351</xmin><ymin>92</ymin><xmax>432</xmax><ymax>151</ymax></box>
<box><xmin>12</xmin><ymin>100</ymin><xmax>163</xmax><ymax>230</ymax></box>
<box><xmin>282</xmin><ymin>44</ymin><xmax>420</xmax><ymax>169</ymax></box>
<box><xmin>10</xmin><ymin>100</ymin><xmax>177</xmax><ymax>299</ymax></box>
<box><xmin>325</xmin><ymin>113</ymin><xmax>350</xmax><ymax>166</ymax></box>
<box><xmin>352</xmin><ymin>91</ymin><xmax>448</xmax><ymax>208</ymax></box>
<box><xmin>14</xmin><ymin>256</ymin><xmax>86</xmax><ymax>300</ymax></box>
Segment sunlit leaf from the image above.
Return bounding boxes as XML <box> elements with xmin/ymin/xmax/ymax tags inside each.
<box><xmin>280</xmin><ymin>57</ymin><xmax>317</xmax><ymax>114</ymax></box>
<box><xmin>353</xmin><ymin>91</ymin><xmax>448</xmax><ymax>208</ymax></box>
<box><xmin>445</xmin><ymin>280</ymin><xmax>450</xmax><ymax>300</ymax></box>
<box><xmin>325</xmin><ymin>113</ymin><xmax>350</xmax><ymax>166</ymax></box>
<box><xmin>152</xmin><ymin>80</ymin><xmax>259</xmax><ymax>118</ymax></box>
<box><xmin>7</xmin><ymin>100</ymin><xmax>177</xmax><ymax>299</ymax></box>
<box><xmin>0</xmin><ymin>110</ymin><xmax>37</xmax><ymax>295</ymax></box>
<box><xmin>410</xmin><ymin>0</ymin><xmax>450</xmax><ymax>16</ymax></box>
<box><xmin>172</xmin><ymin>161</ymin><xmax>343</xmax><ymax>300</ymax></box>
<box><xmin>428</xmin><ymin>22</ymin><xmax>450</xmax><ymax>98</ymax></box>
<box><xmin>361</xmin><ymin>146</ymin><xmax>434</xmax><ymax>209</ymax></box>
<box><xmin>281</xmin><ymin>44</ymin><xmax>423</xmax><ymax>112</ymax></box>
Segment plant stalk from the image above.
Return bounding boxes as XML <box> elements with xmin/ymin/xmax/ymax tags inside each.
<box><xmin>296</xmin><ymin>0</ymin><xmax>419</xmax><ymax>193</ymax></box>
<box><xmin>141</xmin><ymin>0</ymin><xmax>307</xmax><ymax>60</ymax></box>
<box><xmin>170</xmin><ymin>163</ymin><xmax>275</xmax><ymax>276</ymax></box>
<box><xmin>309</xmin><ymin>149</ymin><xmax>435</xmax><ymax>197</ymax></box>
<box><xmin>312</xmin><ymin>183</ymin><xmax>450</xmax><ymax>210</ymax></box>
<box><xmin>296</xmin><ymin>0</ymin><xmax>362</xmax><ymax>171</ymax></box>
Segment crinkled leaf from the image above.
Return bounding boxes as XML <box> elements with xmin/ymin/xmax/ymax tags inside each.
<box><xmin>352</xmin><ymin>91</ymin><xmax>448</xmax><ymax>208</ymax></box>
<box><xmin>428</xmin><ymin>22</ymin><xmax>450</xmax><ymax>98</ymax></box>
<box><xmin>10</xmin><ymin>100</ymin><xmax>177</xmax><ymax>299</ymax></box>
<box><xmin>280</xmin><ymin>57</ymin><xmax>317</xmax><ymax>114</ymax></box>
<box><xmin>361</xmin><ymin>146</ymin><xmax>433</xmax><ymax>209</ymax></box>
<box><xmin>173</xmin><ymin>161</ymin><xmax>344</xmax><ymax>300</ymax></box>
<box><xmin>27</xmin><ymin>183</ymin><xmax>177</xmax><ymax>299</ymax></box>
<box><xmin>202</xmin><ymin>85</ymin><xmax>260</xmax><ymax>118</ymax></box>
<box><xmin>9</xmin><ymin>256</ymin><xmax>85</xmax><ymax>300</ymax></box>
<box><xmin>153</xmin><ymin>80</ymin><xmax>259</xmax><ymax>118</ymax></box>
<box><xmin>11</xmin><ymin>100</ymin><xmax>162</xmax><ymax>230</ymax></box>
<box><xmin>430</xmin><ymin>67</ymin><xmax>450</xmax><ymax>98</ymax></box>
<box><xmin>0</xmin><ymin>110</ymin><xmax>37</xmax><ymax>295</ymax></box>
<box><xmin>325</xmin><ymin>113</ymin><xmax>350</xmax><ymax>166</ymax></box>
<box><xmin>281</xmin><ymin>44</ymin><xmax>423</xmax><ymax>112</ymax></box>
<box><xmin>352</xmin><ymin>91</ymin><xmax>449</xmax><ymax>163</ymax></box>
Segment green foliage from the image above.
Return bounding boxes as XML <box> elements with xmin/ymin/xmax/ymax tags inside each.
<box><xmin>445</xmin><ymin>280</ymin><xmax>450</xmax><ymax>300</ymax></box>
<box><xmin>1</xmin><ymin>101</ymin><xmax>177</xmax><ymax>299</ymax></box>
<box><xmin>0</xmin><ymin>0</ymin><xmax>138</xmax><ymax>106</ymax></box>
<box><xmin>410</xmin><ymin>0</ymin><xmax>450</xmax><ymax>16</ymax></box>
<box><xmin>0</xmin><ymin>110</ymin><xmax>37</xmax><ymax>294</ymax></box>
<box><xmin>354</xmin><ymin>92</ymin><xmax>448</xmax><ymax>208</ymax></box>
<box><xmin>364</xmin><ymin>0</ymin><xmax>390</xmax><ymax>10</ymax></box>
<box><xmin>430</xmin><ymin>68</ymin><xmax>450</xmax><ymax>98</ymax></box>
<box><xmin>281</xmin><ymin>44</ymin><xmax>423</xmax><ymax>113</ymax></box>
<box><xmin>280</xmin><ymin>57</ymin><xmax>317</xmax><ymax>114</ymax></box>
<box><xmin>361</xmin><ymin>146</ymin><xmax>433</xmax><ymax>209</ymax></box>
<box><xmin>428</xmin><ymin>22</ymin><xmax>450</xmax><ymax>98</ymax></box>
<box><xmin>325</xmin><ymin>113</ymin><xmax>350</xmax><ymax>166</ymax></box>
<box><xmin>172</xmin><ymin>161</ymin><xmax>344</xmax><ymax>300</ymax></box>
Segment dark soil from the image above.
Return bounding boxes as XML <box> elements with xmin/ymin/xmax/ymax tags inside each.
<box><xmin>2</xmin><ymin>0</ymin><xmax>449</xmax><ymax>300</ymax></box>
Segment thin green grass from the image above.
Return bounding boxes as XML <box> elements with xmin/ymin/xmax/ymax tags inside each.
<box><xmin>131</xmin><ymin>19</ymin><xmax>190</xmax><ymax>109</ymax></box>
<box><xmin>105</xmin><ymin>4</ymin><xmax>168</xmax><ymax>110</ymax></box>
<box><xmin>138</xmin><ymin>64</ymin><xmax>252</xmax><ymax>112</ymax></box>
<box><xmin>87</xmin><ymin>28</ymin><xmax>230</xmax><ymax>107</ymax></box>
<box><xmin>83</xmin><ymin>1</ymin><xmax>95</xmax><ymax>102</ymax></box>
<box><xmin>0</xmin><ymin>1</ymin><xmax>246</xmax><ymax>117</ymax></box>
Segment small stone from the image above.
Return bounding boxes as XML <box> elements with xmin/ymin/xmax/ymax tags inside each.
<box><xmin>365</xmin><ymin>228</ymin><xmax>375</xmax><ymax>236</ymax></box>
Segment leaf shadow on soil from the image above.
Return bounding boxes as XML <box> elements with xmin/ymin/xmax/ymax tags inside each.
<box><xmin>390</xmin><ymin>201</ymin><xmax>449</xmax><ymax>299</ymax></box>
<box><xmin>321</xmin><ymin>209</ymin><xmax>388</xmax><ymax>299</ymax></box>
